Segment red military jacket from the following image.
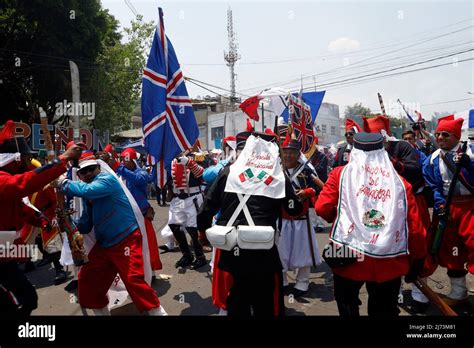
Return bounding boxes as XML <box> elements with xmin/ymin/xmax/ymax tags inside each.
<box><xmin>0</xmin><ymin>159</ymin><xmax>67</xmax><ymax>262</ymax></box>
<box><xmin>315</xmin><ymin>166</ymin><xmax>427</xmax><ymax>283</ymax></box>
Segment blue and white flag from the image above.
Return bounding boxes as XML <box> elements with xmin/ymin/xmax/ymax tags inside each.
<box><xmin>141</xmin><ymin>7</ymin><xmax>199</xmax><ymax>188</ymax></box>
<box><xmin>262</xmin><ymin>88</ymin><xmax>325</xmax><ymax>122</ymax></box>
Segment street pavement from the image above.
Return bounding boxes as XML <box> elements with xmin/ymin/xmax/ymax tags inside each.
<box><xmin>29</xmin><ymin>201</ymin><xmax>474</xmax><ymax>316</ymax></box>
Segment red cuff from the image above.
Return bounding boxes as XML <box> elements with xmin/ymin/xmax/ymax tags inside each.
<box><xmin>304</xmin><ymin>188</ymin><xmax>316</xmax><ymax>198</ymax></box>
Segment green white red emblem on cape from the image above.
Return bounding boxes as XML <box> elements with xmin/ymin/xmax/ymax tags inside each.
<box><xmin>362</xmin><ymin>209</ymin><xmax>385</xmax><ymax>229</ymax></box>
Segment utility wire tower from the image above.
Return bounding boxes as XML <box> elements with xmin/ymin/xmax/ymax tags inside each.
<box><xmin>224</xmin><ymin>7</ymin><xmax>240</xmax><ymax>111</ymax></box>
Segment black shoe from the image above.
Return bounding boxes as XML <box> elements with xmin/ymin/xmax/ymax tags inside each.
<box><xmin>292</xmin><ymin>289</ymin><xmax>308</xmax><ymax>298</ymax></box>
<box><xmin>159</xmin><ymin>245</ymin><xmax>171</xmax><ymax>252</ymax></box>
<box><xmin>190</xmin><ymin>257</ymin><xmax>207</xmax><ymax>270</ymax></box>
<box><xmin>54</xmin><ymin>270</ymin><xmax>68</xmax><ymax>285</ymax></box>
<box><xmin>411</xmin><ymin>300</ymin><xmax>429</xmax><ymax>314</ymax></box>
<box><xmin>315</xmin><ymin>227</ymin><xmax>324</xmax><ymax>233</ymax></box>
<box><xmin>64</xmin><ymin>280</ymin><xmax>78</xmax><ymax>292</ymax></box>
<box><xmin>36</xmin><ymin>258</ymin><xmax>50</xmax><ymax>267</ymax></box>
<box><xmin>175</xmin><ymin>255</ymin><xmax>194</xmax><ymax>268</ymax></box>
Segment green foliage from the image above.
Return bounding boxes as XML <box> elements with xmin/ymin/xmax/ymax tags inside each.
<box><xmin>343</xmin><ymin>103</ymin><xmax>372</xmax><ymax>125</ymax></box>
<box><xmin>0</xmin><ymin>1</ymin><xmax>155</xmax><ymax>134</ymax></box>
<box><xmin>91</xmin><ymin>15</ymin><xmax>155</xmax><ymax>133</ymax></box>
<box><xmin>0</xmin><ymin>0</ymin><xmax>120</xmax><ymax>123</ymax></box>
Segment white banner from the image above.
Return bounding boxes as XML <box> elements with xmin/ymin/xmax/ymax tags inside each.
<box><xmin>330</xmin><ymin>147</ymin><xmax>409</xmax><ymax>258</ymax></box>
<box><xmin>225</xmin><ymin>135</ymin><xmax>285</xmax><ymax>199</ymax></box>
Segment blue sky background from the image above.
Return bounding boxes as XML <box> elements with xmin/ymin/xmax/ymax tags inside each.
<box><xmin>102</xmin><ymin>0</ymin><xmax>474</xmax><ymax>119</ymax></box>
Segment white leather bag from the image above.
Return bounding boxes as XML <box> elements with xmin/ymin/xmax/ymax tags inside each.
<box><xmin>237</xmin><ymin>225</ymin><xmax>275</xmax><ymax>250</ymax></box>
<box><xmin>205</xmin><ymin>195</ymin><xmax>250</xmax><ymax>251</ymax></box>
<box><xmin>205</xmin><ymin>225</ymin><xmax>237</xmax><ymax>251</ymax></box>
<box><xmin>235</xmin><ymin>193</ymin><xmax>275</xmax><ymax>250</ymax></box>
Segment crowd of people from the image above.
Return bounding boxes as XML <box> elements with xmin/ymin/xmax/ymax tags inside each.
<box><xmin>0</xmin><ymin>114</ymin><xmax>473</xmax><ymax>317</ymax></box>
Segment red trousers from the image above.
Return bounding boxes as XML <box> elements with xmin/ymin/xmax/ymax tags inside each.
<box><xmin>423</xmin><ymin>198</ymin><xmax>474</xmax><ymax>276</ymax></box>
<box><xmin>78</xmin><ymin>229</ymin><xmax>161</xmax><ymax>312</ymax></box>
<box><xmin>144</xmin><ymin>218</ymin><xmax>162</xmax><ymax>271</ymax></box>
<box><xmin>212</xmin><ymin>248</ymin><xmax>233</xmax><ymax>310</ymax></box>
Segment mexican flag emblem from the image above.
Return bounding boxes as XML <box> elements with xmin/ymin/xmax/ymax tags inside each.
<box><xmin>239</xmin><ymin>168</ymin><xmax>254</xmax><ymax>182</ymax></box>
<box><xmin>362</xmin><ymin>209</ymin><xmax>385</xmax><ymax>229</ymax></box>
<box><xmin>257</xmin><ymin>170</ymin><xmax>274</xmax><ymax>185</ymax></box>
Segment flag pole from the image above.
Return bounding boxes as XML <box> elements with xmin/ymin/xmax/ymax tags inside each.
<box><xmin>261</xmin><ymin>102</ymin><xmax>264</xmax><ymax>132</ymax></box>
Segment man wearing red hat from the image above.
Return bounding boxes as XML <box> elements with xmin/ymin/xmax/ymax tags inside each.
<box><xmin>168</xmin><ymin>152</ymin><xmax>207</xmax><ymax>270</ymax></box>
<box><xmin>58</xmin><ymin>151</ymin><xmax>166</xmax><ymax>315</ymax></box>
<box><xmin>0</xmin><ymin>120</ymin><xmax>83</xmax><ymax>315</ymax></box>
<box><xmin>333</xmin><ymin>118</ymin><xmax>361</xmax><ymax>167</ymax></box>
<box><xmin>423</xmin><ymin>117</ymin><xmax>474</xmax><ymax>306</ymax></box>
<box><xmin>108</xmin><ymin>147</ymin><xmax>162</xmax><ymax>272</ymax></box>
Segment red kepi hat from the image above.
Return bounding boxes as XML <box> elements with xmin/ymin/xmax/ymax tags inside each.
<box><xmin>436</xmin><ymin>116</ymin><xmax>464</xmax><ymax>139</ymax></box>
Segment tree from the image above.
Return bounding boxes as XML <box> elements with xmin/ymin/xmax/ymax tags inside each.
<box><xmin>90</xmin><ymin>15</ymin><xmax>155</xmax><ymax>132</ymax></box>
<box><xmin>343</xmin><ymin>103</ymin><xmax>372</xmax><ymax>125</ymax></box>
<box><xmin>0</xmin><ymin>0</ymin><xmax>121</xmax><ymax>124</ymax></box>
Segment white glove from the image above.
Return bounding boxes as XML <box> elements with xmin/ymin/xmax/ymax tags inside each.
<box><xmin>178</xmin><ymin>156</ymin><xmax>189</xmax><ymax>166</ymax></box>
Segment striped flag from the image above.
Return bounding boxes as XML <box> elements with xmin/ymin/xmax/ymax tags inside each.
<box><xmin>141</xmin><ymin>7</ymin><xmax>199</xmax><ymax>188</ymax></box>
<box><xmin>239</xmin><ymin>168</ymin><xmax>254</xmax><ymax>182</ymax></box>
<box><xmin>257</xmin><ymin>170</ymin><xmax>274</xmax><ymax>185</ymax></box>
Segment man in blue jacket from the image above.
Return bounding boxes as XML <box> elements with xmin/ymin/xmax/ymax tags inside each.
<box><xmin>59</xmin><ymin>152</ymin><xmax>166</xmax><ymax>315</ymax></box>
<box><xmin>422</xmin><ymin>117</ymin><xmax>474</xmax><ymax>306</ymax></box>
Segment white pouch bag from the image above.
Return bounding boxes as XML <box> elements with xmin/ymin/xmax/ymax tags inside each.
<box><xmin>235</xmin><ymin>193</ymin><xmax>275</xmax><ymax>250</ymax></box>
<box><xmin>237</xmin><ymin>225</ymin><xmax>275</xmax><ymax>250</ymax></box>
<box><xmin>205</xmin><ymin>194</ymin><xmax>251</xmax><ymax>251</ymax></box>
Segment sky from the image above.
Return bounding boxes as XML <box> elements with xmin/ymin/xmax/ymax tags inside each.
<box><xmin>102</xmin><ymin>0</ymin><xmax>474</xmax><ymax>120</ymax></box>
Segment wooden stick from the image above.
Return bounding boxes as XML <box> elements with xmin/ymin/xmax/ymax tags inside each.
<box><xmin>414</xmin><ymin>277</ymin><xmax>457</xmax><ymax>316</ymax></box>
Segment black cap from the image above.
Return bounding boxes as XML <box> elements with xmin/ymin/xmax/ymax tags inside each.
<box><xmin>353</xmin><ymin>132</ymin><xmax>384</xmax><ymax>151</ymax></box>
<box><xmin>236</xmin><ymin>131</ymin><xmax>277</xmax><ymax>150</ymax></box>
<box><xmin>282</xmin><ymin>139</ymin><xmax>301</xmax><ymax>151</ymax></box>
<box><xmin>0</xmin><ymin>136</ymin><xmax>37</xmax><ymax>155</ymax></box>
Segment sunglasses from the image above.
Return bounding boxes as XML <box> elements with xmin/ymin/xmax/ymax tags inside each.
<box><xmin>78</xmin><ymin>165</ymin><xmax>98</xmax><ymax>175</ymax></box>
<box><xmin>345</xmin><ymin>132</ymin><xmax>354</xmax><ymax>137</ymax></box>
<box><xmin>435</xmin><ymin>132</ymin><xmax>452</xmax><ymax>138</ymax></box>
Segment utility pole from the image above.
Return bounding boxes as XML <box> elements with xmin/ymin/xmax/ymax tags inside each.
<box><xmin>224</xmin><ymin>7</ymin><xmax>240</xmax><ymax>113</ymax></box>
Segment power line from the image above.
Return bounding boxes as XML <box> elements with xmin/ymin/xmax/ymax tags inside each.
<box><xmin>310</xmin><ymin>57</ymin><xmax>474</xmax><ymax>91</ymax></box>
<box><xmin>238</xmin><ymin>23</ymin><xmax>474</xmax><ymax>93</ymax></box>
<box><xmin>290</xmin><ymin>48</ymin><xmax>474</xmax><ymax>90</ymax></box>
<box><xmin>420</xmin><ymin>98</ymin><xmax>474</xmax><ymax>107</ymax></box>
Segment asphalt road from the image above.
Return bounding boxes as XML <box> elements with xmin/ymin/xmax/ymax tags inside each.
<box><xmin>29</xmin><ymin>201</ymin><xmax>474</xmax><ymax>316</ymax></box>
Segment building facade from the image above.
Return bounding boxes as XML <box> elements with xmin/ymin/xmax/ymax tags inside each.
<box><xmin>313</xmin><ymin>102</ymin><xmax>341</xmax><ymax>145</ymax></box>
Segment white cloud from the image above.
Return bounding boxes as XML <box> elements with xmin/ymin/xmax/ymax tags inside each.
<box><xmin>328</xmin><ymin>37</ymin><xmax>360</xmax><ymax>54</ymax></box>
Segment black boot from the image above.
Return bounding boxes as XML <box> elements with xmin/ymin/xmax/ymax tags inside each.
<box><xmin>51</xmin><ymin>252</ymin><xmax>67</xmax><ymax>285</ymax></box>
<box><xmin>186</xmin><ymin>227</ymin><xmax>205</xmax><ymax>260</ymax></box>
<box><xmin>169</xmin><ymin>224</ymin><xmax>191</xmax><ymax>255</ymax></box>
<box><xmin>175</xmin><ymin>254</ymin><xmax>195</xmax><ymax>268</ymax></box>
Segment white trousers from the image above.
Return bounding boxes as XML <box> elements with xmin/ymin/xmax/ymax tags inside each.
<box><xmin>283</xmin><ymin>267</ymin><xmax>311</xmax><ymax>292</ymax></box>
